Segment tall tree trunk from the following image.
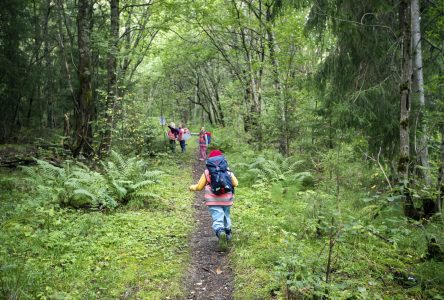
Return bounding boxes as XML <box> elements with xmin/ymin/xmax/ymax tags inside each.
<box><xmin>233</xmin><ymin>0</ymin><xmax>261</xmax><ymax>142</ymax></box>
<box><xmin>411</xmin><ymin>0</ymin><xmax>431</xmax><ymax>185</ymax></box>
<box><xmin>242</xmin><ymin>27</ymin><xmax>262</xmax><ymax>148</ymax></box>
<box><xmin>99</xmin><ymin>0</ymin><xmax>119</xmax><ymax>157</ymax></box>
<box><xmin>204</xmin><ymin>66</ymin><xmax>226</xmax><ymax>127</ymax></box>
<box><xmin>43</xmin><ymin>0</ymin><xmax>54</xmax><ymax>129</ymax></box>
<box><xmin>398</xmin><ymin>0</ymin><xmax>417</xmax><ymax>219</ymax></box>
<box><xmin>437</xmin><ymin>125</ymin><xmax>444</xmax><ymax>213</ymax></box>
<box><xmin>266</xmin><ymin>3</ymin><xmax>288</xmax><ymax>156</ymax></box>
<box><xmin>56</xmin><ymin>0</ymin><xmax>78</xmax><ymax>116</ymax></box>
<box><xmin>29</xmin><ymin>0</ymin><xmax>41</xmax><ymax>128</ymax></box>
<box><xmin>208</xmin><ymin>102</ymin><xmax>216</xmax><ymax>125</ymax></box>
<box><xmin>256</xmin><ymin>2</ymin><xmax>265</xmax><ymax>151</ymax></box>
<box><xmin>74</xmin><ymin>0</ymin><xmax>94</xmax><ymax>158</ymax></box>
<box><xmin>213</xmin><ymin>88</ymin><xmax>225</xmax><ymax>127</ymax></box>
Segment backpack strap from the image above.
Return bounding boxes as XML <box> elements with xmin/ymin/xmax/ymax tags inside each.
<box><xmin>205</xmin><ymin>169</ymin><xmax>232</xmax><ymax>184</ymax></box>
<box><xmin>204</xmin><ymin>169</ymin><xmax>211</xmax><ymax>183</ymax></box>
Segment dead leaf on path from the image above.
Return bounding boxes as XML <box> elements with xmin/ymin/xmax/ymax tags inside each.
<box><xmin>216</xmin><ymin>267</ymin><xmax>223</xmax><ymax>275</ymax></box>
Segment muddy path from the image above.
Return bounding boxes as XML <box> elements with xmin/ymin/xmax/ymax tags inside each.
<box><xmin>184</xmin><ymin>159</ymin><xmax>234</xmax><ymax>300</ymax></box>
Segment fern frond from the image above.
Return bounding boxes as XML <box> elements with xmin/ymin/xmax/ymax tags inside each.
<box><xmin>233</xmin><ymin>162</ymin><xmax>250</xmax><ymax>169</ymax></box>
<box><xmin>74</xmin><ymin>161</ymin><xmax>90</xmax><ymax>171</ymax></box>
<box><xmin>110</xmin><ymin>150</ymin><xmax>128</xmax><ymax>173</ymax></box>
<box><xmin>142</xmin><ymin>170</ymin><xmax>164</xmax><ymax>181</ymax></box>
<box><xmin>288</xmin><ymin>172</ymin><xmax>314</xmax><ymax>187</ymax></box>
<box><xmin>72</xmin><ymin>189</ymin><xmax>97</xmax><ymax>202</ymax></box>
<box><xmin>110</xmin><ymin>180</ymin><xmax>128</xmax><ymax>199</ymax></box>
<box><xmin>36</xmin><ymin>159</ymin><xmax>67</xmax><ymax>180</ymax></box>
<box><xmin>131</xmin><ymin>190</ymin><xmax>162</xmax><ymax>200</ymax></box>
<box><xmin>283</xmin><ymin>159</ymin><xmax>305</xmax><ymax>173</ymax></box>
<box><xmin>247</xmin><ymin>168</ymin><xmax>262</xmax><ymax>175</ymax></box>
<box><xmin>96</xmin><ymin>190</ymin><xmax>118</xmax><ymax>209</ymax></box>
<box><xmin>132</xmin><ymin>180</ymin><xmax>156</xmax><ymax>191</ymax></box>
<box><xmin>261</xmin><ymin>161</ymin><xmax>281</xmax><ymax>182</ymax></box>
<box><xmin>249</xmin><ymin>157</ymin><xmax>266</xmax><ymax>169</ymax></box>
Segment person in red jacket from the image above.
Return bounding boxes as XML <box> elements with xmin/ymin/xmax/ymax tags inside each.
<box><xmin>189</xmin><ymin>150</ymin><xmax>238</xmax><ymax>250</ymax></box>
<box><xmin>167</xmin><ymin>122</ymin><xmax>177</xmax><ymax>153</ymax></box>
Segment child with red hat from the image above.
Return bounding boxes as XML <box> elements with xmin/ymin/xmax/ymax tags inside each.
<box><xmin>189</xmin><ymin>150</ymin><xmax>238</xmax><ymax>250</ymax></box>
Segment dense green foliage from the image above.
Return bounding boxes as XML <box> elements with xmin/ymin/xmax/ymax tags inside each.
<box><xmin>230</xmin><ymin>145</ymin><xmax>444</xmax><ymax>299</ymax></box>
<box><xmin>0</xmin><ymin>152</ymin><xmax>194</xmax><ymax>299</ymax></box>
<box><xmin>0</xmin><ymin>0</ymin><xmax>443</xmax><ymax>299</ymax></box>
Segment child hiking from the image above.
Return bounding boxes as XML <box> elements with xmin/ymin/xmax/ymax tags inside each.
<box><xmin>189</xmin><ymin>150</ymin><xmax>238</xmax><ymax>250</ymax></box>
<box><xmin>198</xmin><ymin>127</ymin><xmax>209</xmax><ymax>161</ymax></box>
<box><xmin>177</xmin><ymin>123</ymin><xmax>187</xmax><ymax>153</ymax></box>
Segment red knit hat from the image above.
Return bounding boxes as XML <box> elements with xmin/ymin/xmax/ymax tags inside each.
<box><xmin>208</xmin><ymin>149</ymin><xmax>223</xmax><ymax>158</ymax></box>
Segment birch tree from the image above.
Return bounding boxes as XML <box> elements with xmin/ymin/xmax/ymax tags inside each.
<box><xmin>412</xmin><ymin>0</ymin><xmax>431</xmax><ymax>185</ymax></box>
<box><xmin>398</xmin><ymin>0</ymin><xmax>418</xmax><ymax>219</ymax></box>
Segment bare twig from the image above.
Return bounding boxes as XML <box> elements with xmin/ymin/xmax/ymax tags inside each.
<box><xmin>361</xmin><ymin>147</ymin><xmax>393</xmax><ymax>190</ymax></box>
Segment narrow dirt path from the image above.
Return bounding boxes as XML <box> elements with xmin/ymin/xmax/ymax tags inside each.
<box><xmin>184</xmin><ymin>159</ymin><xmax>234</xmax><ymax>300</ymax></box>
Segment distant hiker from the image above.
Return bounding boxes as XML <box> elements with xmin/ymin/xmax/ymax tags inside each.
<box><xmin>198</xmin><ymin>127</ymin><xmax>209</xmax><ymax>161</ymax></box>
<box><xmin>189</xmin><ymin>150</ymin><xmax>238</xmax><ymax>250</ymax></box>
<box><xmin>167</xmin><ymin>122</ymin><xmax>178</xmax><ymax>153</ymax></box>
<box><xmin>168</xmin><ymin>122</ymin><xmax>180</xmax><ymax>138</ymax></box>
<box><xmin>183</xmin><ymin>127</ymin><xmax>191</xmax><ymax>139</ymax></box>
<box><xmin>178</xmin><ymin>123</ymin><xmax>186</xmax><ymax>153</ymax></box>
<box><xmin>205</xmin><ymin>130</ymin><xmax>212</xmax><ymax>145</ymax></box>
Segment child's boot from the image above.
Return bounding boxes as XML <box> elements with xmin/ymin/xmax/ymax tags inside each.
<box><xmin>216</xmin><ymin>228</ymin><xmax>228</xmax><ymax>251</ymax></box>
<box><xmin>225</xmin><ymin>228</ymin><xmax>232</xmax><ymax>241</ymax></box>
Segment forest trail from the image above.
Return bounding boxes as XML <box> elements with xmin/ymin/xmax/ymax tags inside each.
<box><xmin>184</xmin><ymin>158</ymin><xmax>234</xmax><ymax>300</ymax></box>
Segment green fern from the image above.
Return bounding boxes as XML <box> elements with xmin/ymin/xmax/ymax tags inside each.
<box><xmin>244</xmin><ymin>156</ymin><xmax>314</xmax><ymax>189</ymax></box>
<box><xmin>142</xmin><ymin>170</ymin><xmax>164</xmax><ymax>181</ymax></box>
<box><xmin>21</xmin><ymin>152</ymin><xmax>165</xmax><ymax>210</ymax></box>
<box><xmin>101</xmin><ymin>151</ymin><xmax>164</xmax><ymax>203</ymax></box>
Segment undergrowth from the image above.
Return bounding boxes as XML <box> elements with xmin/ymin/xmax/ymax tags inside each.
<box><xmin>20</xmin><ymin>151</ymin><xmax>164</xmax><ymax>210</ymax></box>
<box><xmin>229</xmin><ymin>145</ymin><xmax>444</xmax><ymax>299</ymax></box>
<box><xmin>0</xmin><ymin>150</ymin><xmax>194</xmax><ymax>299</ymax></box>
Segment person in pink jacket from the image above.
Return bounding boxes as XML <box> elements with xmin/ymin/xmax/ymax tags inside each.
<box><xmin>198</xmin><ymin>127</ymin><xmax>209</xmax><ymax>161</ymax></box>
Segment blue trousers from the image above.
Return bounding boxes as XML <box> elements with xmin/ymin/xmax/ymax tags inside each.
<box><xmin>179</xmin><ymin>140</ymin><xmax>186</xmax><ymax>152</ymax></box>
<box><xmin>207</xmin><ymin>206</ymin><xmax>231</xmax><ymax>234</ymax></box>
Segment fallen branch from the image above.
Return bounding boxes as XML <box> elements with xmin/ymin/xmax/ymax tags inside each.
<box><xmin>0</xmin><ymin>158</ymin><xmax>36</xmax><ymax>168</ymax></box>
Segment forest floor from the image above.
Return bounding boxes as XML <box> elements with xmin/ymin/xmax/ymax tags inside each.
<box><xmin>184</xmin><ymin>158</ymin><xmax>234</xmax><ymax>300</ymax></box>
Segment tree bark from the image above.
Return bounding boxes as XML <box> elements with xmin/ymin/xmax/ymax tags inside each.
<box><xmin>74</xmin><ymin>0</ymin><xmax>94</xmax><ymax>158</ymax></box>
<box><xmin>99</xmin><ymin>0</ymin><xmax>120</xmax><ymax>157</ymax></box>
<box><xmin>411</xmin><ymin>0</ymin><xmax>431</xmax><ymax>185</ymax></box>
<box><xmin>56</xmin><ymin>0</ymin><xmax>78</xmax><ymax>116</ymax></box>
<box><xmin>241</xmin><ymin>26</ymin><xmax>262</xmax><ymax>148</ymax></box>
<box><xmin>265</xmin><ymin>2</ymin><xmax>288</xmax><ymax>156</ymax></box>
<box><xmin>437</xmin><ymin>125</ymin><xmax>444</xmax><ymax>213</ymax></box>
<box><xmin>398</xmin><ymin>0</ymin><xmax>417</xmax><ymax>219</ymax></box>
<box><xmin>204</xmin><ymin>65</ymin><xmax>226</xmax><ymax>126</ymax></box>
<box><xmin>43</xmin><ymin>0</ymin><xmax>54</xmax><ymax>129</ymax></box>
